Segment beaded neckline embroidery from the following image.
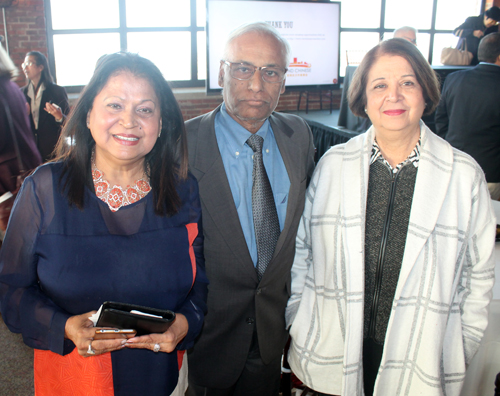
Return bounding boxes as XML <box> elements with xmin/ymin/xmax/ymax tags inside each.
<box><xmin>91</xmin><ymin>161</ymin><xmax>151</xmax><ymax>212</ymax></box>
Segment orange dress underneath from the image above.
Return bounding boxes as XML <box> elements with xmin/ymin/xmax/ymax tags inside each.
<box><xmin>34</xmin><ymin>349</ymin><xmax>114</xmax><ymax>396</ymax></box>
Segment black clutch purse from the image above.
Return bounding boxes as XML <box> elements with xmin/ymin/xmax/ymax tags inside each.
<box><xmin>96</xmin><ymin>301</ymin><xmax>176</xmax><ymax>336</ymax></box>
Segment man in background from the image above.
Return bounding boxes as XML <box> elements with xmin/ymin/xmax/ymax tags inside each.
<box><xmin>394</xmin><ymin>26</ymin><xmax>418</xmax><ymax>45</ymax></box>
<box><xmin>185</xmin><ymin>22</ymin><xmax>315</xmax><ymax>396</ymax></box>
<box><xmin>436</xmin><ymin>32</ymin><xmax>500</xmax><ymax>200</ymax></box>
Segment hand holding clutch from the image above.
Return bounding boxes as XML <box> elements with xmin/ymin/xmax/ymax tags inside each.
<box><xmin>125</xmin><ymin>313</ymin><xmax>189</xmax><ymax>353</ymax></box>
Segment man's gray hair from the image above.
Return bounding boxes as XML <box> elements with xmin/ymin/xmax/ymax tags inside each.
<box><xmin>222</xmin><ymin>22</ymin><xmax>291</xmax><ymax>67</ymax></box>
<box><xmin>394</xmin><ymin>26</ymin><xmax>418</xmax><ymax>36</ymax></box>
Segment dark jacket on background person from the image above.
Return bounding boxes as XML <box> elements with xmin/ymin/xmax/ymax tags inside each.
<box><xmin>435</xmin><ymin>63</ymin><xmax>500</xmax><ymax>183</ymax></box>
<box><xmin>0</xmin><ymin>77</ymin><xmax>41</xmax><ymax>195</ymax></box>
<box><xmin>454</xmin><ymin>15</ymin><xmax>499</xmax><ymax>65</ymax></box>
<box><xmin>22</xmin><ymin>82</ymin><xmax>69</xmax><ymax>162</ymax></box>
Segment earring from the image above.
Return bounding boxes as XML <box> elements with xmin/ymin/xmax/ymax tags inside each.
<box><xmin>158</xmin><ymin>131</ymin><xmax>161</xmax><ymax>138</ymax></box>
<box><xmin>364</xmin><ymin>108</ymin><xmax>367</xmax><ymax>113</ymax></box>
<box><xmin>87</xmin><ymin>122</ymin><xmax>90</xmax><ymax>128</ymax></box>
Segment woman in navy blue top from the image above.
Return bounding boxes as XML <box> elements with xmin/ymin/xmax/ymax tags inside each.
<box><xmin>0</xmin><ymin>52</ymin><xmax>208</xmax><ymax>396</ymax></box>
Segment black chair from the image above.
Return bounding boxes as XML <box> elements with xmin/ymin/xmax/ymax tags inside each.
<box><xmin>297</xmin><ymin>89</ymin><xmax>333</xmax><ymax>114</ymax></box>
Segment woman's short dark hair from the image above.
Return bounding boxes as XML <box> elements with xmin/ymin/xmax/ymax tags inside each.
<box><xmin>348</xmin><ymin>38</ymin><xmax>440</xmax><ymax>118</ymax></box>
<box><xmin>26</xmin><ymin>51</ymin><xmax>54</xmax><ymax>86</ymax></box>
<box><xmin>54</xmin><ymin>52</ymin><xmax>188</xmax><ymax>217</ymax></box>
<box><xmin>485</xmin><ymin>6</ymin><xmax>500</xmax><ymax>22</ymax></box>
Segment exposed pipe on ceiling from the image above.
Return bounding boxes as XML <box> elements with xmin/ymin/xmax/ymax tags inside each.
<box><xmin>2</xmin><ymin>7</ymin><xmax>9</xmax><ymax>53</ymax></box>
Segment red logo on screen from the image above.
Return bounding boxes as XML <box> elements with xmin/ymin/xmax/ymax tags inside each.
<box><xmin>289</xmin><ymin>58</ymin><xmax>311</xmax><ymax>68</ymax></box>
<box><xmin>287</xmin><ymin>58</ymin><xmax>312</xmax><ymax>76</ymax></box>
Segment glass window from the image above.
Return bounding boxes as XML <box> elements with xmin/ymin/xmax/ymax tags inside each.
<box><xmin>127</xmin><ymin>32</ymin><xmax>191</xmax><ymax>81</ymax></box>
<box><xmin>432</xmin><ymin>33</ymin><xmax>461</xmax><ymax>66</ymax></box>
<box><xmin>435</xmin><ymin>0</ymin><xmax>482</xmax><ymax>30</ymax></box>
<box><xmin>384</xmin><ymin>0</ymin><xmax>434</xmax><ymax>30</ymax></box>
<box><xmin>340</xmin><ymin>32</ymin><xmax>380</xmax><ymax>77</ymax></box>
<box><xmin>337</xmin><ymin>0</ymin><xmax>382</xmax><ymax>28</ymax></box>
<box><xmin>50</xmin><ymin>0</ymin><xmax>119</xmax><ymax>30</ymax></box>
<box><xmin>383</xmin><ymin>32</ymin><xmax>431</xmax><ymax>61</ymax></box>
<box><xmin>53</xmin><ymin>33</ymin><xmax>120</xmax><ymax>86</ymax></box>
<box><xmin>197</xmin><ymin>0</ymin><xmax>206</xmax><ymax>27</ymax></box>
<box><xmin>126</xmin><ymin>0</ymin><xmax>190</xmax><ymax>28</ymax></box>
<box><xmin>197</xmin><ymin>31</ymin><xmax>207</xmax><ymax>80</ymax></box>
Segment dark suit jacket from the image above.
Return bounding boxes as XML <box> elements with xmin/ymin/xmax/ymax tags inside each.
<box><xmin>0</xmin><ymin>77</ymin><xmax>41</xmax><ymax>195</ymax></box>
<box><xmin>454</xmin><ymin>15</ymin><xmax>499</xmax><ymax>65</ymax></box>
<box><xmin>23</xmin><ymin>82</ymin><xmax>69</xmax><ymax>162</ymax></box>
<box><xmin>186</xmin><ymin>105</ymin><xmax>315</xmax><ymax>388</ymax></box>
<box><xmin>435</xmin><ymin>63</ymin><xmax>500</xmax><ymax>182</ymax></box>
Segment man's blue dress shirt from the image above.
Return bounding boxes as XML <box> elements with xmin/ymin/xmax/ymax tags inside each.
<box><xmin>214</xmin><ymin>103</ymin><xmax>290</xmax><ymax>267</ymax></box>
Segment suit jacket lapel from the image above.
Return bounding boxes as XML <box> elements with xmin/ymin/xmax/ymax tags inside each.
<box><xmin>269</xmin><ymin>114</ymin><xmax>295</xmax><ymax>262</ymax></box>
<box><xmin>395</xmin><ymin>126</ymin><xmax>454</xmax><ymax>297</ymax></box>
<box><xmin>191</xmin><ymin>107</ymin><xmax>257</xmax><ymax>280</ymax></box>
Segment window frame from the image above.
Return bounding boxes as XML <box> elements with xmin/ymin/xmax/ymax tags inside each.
<box><xmin>44</xmin><ymin>0</ymin><xmax>205</xmax><ymax>92</ymax></box>
<box><xmin>339</xmin><ymin>0</ymin><xmax>487</xmax><ymax>67</ymax></box>
<box><xmin>44</xmin><ymin>0</ymin><xmax>487</xmax><ymax>92</ymax></box>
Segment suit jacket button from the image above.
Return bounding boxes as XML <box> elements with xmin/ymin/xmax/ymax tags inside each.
<box><xmin>256</xmin><ymin>288</ymin><xmax>262</xmax><ymax>295</ymax></box>
<box><xmin>246</xmin><ymin>317</ymin><xmax>255</xmax><ymax>325</ymax></box>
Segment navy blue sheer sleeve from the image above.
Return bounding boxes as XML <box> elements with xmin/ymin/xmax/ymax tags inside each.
<box><xmin>0</xmin><ymin>166</ymin><xmax>71</xmax><ymax>355</ymax></box>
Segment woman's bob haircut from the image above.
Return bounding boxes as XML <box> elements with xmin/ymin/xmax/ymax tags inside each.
<box><xmin>55</xmin><ymin>52</ymin><xmax>188</xmax><ymax>216</ymax></box>
<box><xmin>348</xmin><ymin>38</ymin><xmax>440</xmax><ymax>118</ymax></box>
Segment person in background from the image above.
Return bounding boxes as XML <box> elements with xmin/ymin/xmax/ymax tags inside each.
<box><xmin>393</xmin><ymin>26</ymin><xmax>418</xmax><ymax>45</ymax></box>
<box><xmin>286</xmin><ymin>38</ymin><xmax>495</xmax><ymax>396</ymax></box>
<box><xmin>186</xmin><ymin>22</ymin><xmax>315</xmax><ymax>396</ymax></box>
<box><xmin>0</xmin><ymin>42</ymin><xmax>41</xmax><ymax>239</ymax></box>
<box><xmin>454</xmin><ymin>6</ymin><xmax>500</xmax><ymax>65</ymax></box>
<box><xmin>435</xmin><ymin>33</ymin><xmax>500</xmax><ymax>200</ymax></box>
<box><xmin>0</xmin><ymin>52</ymin><xmax>208</xmax><ymax>396</ymax></box>
<box><xmin>22</xmin><ymin>51</ymin><xmax>70</xmax><ymax>161</ymax></box>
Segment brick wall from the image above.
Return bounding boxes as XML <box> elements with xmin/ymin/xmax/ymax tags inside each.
<box><xmin>177</xmin><ymin>89</ymin><xmax>342</xmax><ymax>121</ymax></box>
<box><xmin>1</xmin><ymin>0</ymin><xmax>342</xmax><ymax>120</ymax></box>
<box><xmin>0</xmin><ymin>0</ymin><xmax>47</xmax><ymax>87</ymax></box>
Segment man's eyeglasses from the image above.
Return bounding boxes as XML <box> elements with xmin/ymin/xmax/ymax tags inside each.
<box><xmin>21</xmin><ymin>61</ymin><xmax>36</xmax><ymax>68</ymax></box>
<box><xmin>223</xmin><ymin>61</ymin><xmax>287</xmax><ymax>83</ymax></box>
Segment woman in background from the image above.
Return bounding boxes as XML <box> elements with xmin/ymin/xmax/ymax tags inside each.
<box><xmin>0</xmin><ymin>43</ymin><xmax>41</xmax><ymax>236</ymax></box>
<box><xmin>0</xmin><ymin>52</ymin><xmax>208</xmax><ymax>395</ymax></box>
<box><xmin>454</xmin><ymin>6</ymin><xmax>500</xmax><ymax>65</ymax></box>
<box><xmin>22</xmin><ymin>51</ymin><xmax>70</xmax><ymax>161</ymax></box>
<box><xmin>286</xmin><ymin>38</ymin><xmax>495</xmax><ymax>396</ymax></box>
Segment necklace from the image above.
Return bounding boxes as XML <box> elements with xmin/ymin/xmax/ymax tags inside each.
<box><xmin>91</xmin><ymin>159</ymin><xmax>151</xmax><ymax>212</ymax></box>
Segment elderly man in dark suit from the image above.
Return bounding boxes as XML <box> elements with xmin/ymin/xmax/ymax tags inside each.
<box><xmin>186</xmin><ymin>22</ymin><xmax>315</xmax><ymax>396</ymax></box>
<box><xmin>435</xmin><ymin>32</ymin><xmax>500</xmax><ymax>200</ymax></box>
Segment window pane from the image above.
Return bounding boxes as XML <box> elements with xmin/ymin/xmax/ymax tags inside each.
<box><xmin>126</xmin><ymin>0</ymin><xmax>190</xmax><ymax>27</ymax></box>
<box><xmin>50</xmin><ymin>0</ymin><xmax>119</xmax><ymax>29</ymax></box>
<box><xmin>383</xmin><ymin>32</ymin><xmax>431</xmax><ymax>61</ymax></box>
<box><xmin>127</xmin><ymin>32</ymin><xmax>191</xmax><ymax>81</ymax></box>
<box><xmin>432</xmin><ymin>33</ymin><xmax>461</xmax><ymax>66</ymax></box>
<box><xmin>197</xmin><ymin>31</ymin><xmax>206</xmax><ymax>80</ymax></box>
<box><xmin>197</xmin><ymin>0</ymin><xmax>206</xmax><ymax>27</ymax></box>
<box><xmin>435</xmin><ymin>0</ymin><xmax>482</xmax><ymax>30</ymax></box>
<box><xmin>53</xmin><ymin>33</ymin><xmax>120</xmax><ymax>86</ymax></box>
<box><xmin>384</xmin><ymin>0</ymin><xmax>433</xmax><ymax>29</ymax></box>
<box><xmin>340</xmin><ymin>32</ymin><xmax>380</xmax><ymax>77</ymax></box>
<box><xmin>337</xmin><ymin>0</ymin><xmax>381</xmax><ymax>28</ymax></box>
